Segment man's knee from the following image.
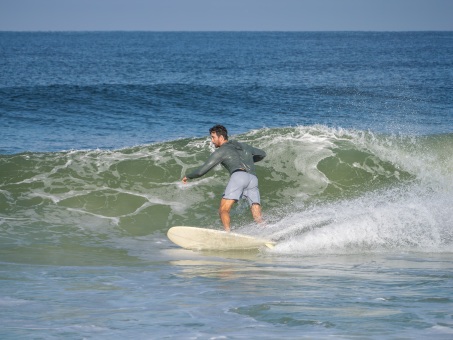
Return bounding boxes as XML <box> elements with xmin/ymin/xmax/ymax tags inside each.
<box><xmin>219</xmin><ymin>199</ymin><xmax>235</xmax><ymax>213</ymax></box>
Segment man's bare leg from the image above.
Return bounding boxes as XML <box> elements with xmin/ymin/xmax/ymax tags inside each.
<box><xmin>251</xmin><ymin>203</ymin><xmax>263</xmax><ymax>224</ymax></box>
<box><xmin>219</xmin><ymin>198</ymin><xmax>236</xmax><ymax>232</ymax></box>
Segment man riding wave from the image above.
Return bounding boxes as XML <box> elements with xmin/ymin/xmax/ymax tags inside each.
<box><xmin>182</xmin><ymin>125</ymin><xmax>266</xmax><ymax>231</ymax></box>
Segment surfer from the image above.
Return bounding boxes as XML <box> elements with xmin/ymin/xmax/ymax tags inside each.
<box><xmin>182</xmin><ymin>125</ymin><xmax>266</xmax><ymax>232</ymax></box>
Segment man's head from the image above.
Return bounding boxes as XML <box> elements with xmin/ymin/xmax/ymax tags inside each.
<box><xmin>209</xmin><ymin>125</ymin><xmax>228</xmax><ymax>148</ymax></box>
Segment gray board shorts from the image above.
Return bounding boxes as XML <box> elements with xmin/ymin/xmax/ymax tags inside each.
<box><xmin>223</xmin><ymin>171</ymin><xmax>260</xmax><ymax>205</ymax></box>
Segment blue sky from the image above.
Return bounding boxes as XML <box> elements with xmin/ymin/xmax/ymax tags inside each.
<box><xmin>1</xmin><ymin>0</ymin><xmax>452</xmax><ymax>31</ymax></box>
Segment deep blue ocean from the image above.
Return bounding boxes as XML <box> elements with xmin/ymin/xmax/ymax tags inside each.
<box><xmin>1</xmin><ymin>32</ymin><xmax>453</xmax><ymax>339</ymax></box>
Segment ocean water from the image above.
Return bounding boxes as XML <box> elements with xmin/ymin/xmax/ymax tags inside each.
<box><xmin>1</xmin><ymin>32</ymin><xmax>453</xmax><ymax>339</ymax></box>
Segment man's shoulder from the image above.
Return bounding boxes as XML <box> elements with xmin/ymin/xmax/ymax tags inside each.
<box><xmin>227</xmin><ymin>139</ymin><xmax>247</xmax><ymax>147</ymax></box>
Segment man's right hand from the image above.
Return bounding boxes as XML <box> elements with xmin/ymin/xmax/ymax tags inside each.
<box><xmin>182</xmin><ymin>176</ymin><xmax>188</xmax><ymax>184</ymax></box>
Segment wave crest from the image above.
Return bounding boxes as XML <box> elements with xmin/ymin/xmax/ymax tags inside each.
<box><xmin>1</xmin><ymin>126</ymin><xmax>452</xmax><ymax>254</ymax></box>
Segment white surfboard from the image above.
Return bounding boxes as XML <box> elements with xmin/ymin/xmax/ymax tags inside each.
<box><xmin>167</xmin><ymin>226</ymin><xmax>276</xmax><ymax>251</ymax></box>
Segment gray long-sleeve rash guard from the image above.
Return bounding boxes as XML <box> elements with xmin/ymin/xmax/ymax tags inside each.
<box><xmin>186</xmin><ymin>140</ymin><xmax>266</xmax><ymax>179</ymax></box>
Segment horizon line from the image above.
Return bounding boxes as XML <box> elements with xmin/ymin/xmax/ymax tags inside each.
<box><xmin>1</xmin><ymin>29</ymin><xmax>452</xmax><ymax>33</ymax></box>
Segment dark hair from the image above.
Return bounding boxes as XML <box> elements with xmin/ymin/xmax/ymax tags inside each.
<box><xmin>209</xmin><ymin>125</ymin><xmax>228</xmax><ymax>140</ymax></box>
